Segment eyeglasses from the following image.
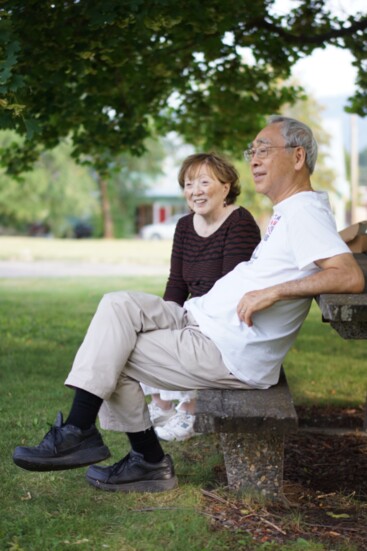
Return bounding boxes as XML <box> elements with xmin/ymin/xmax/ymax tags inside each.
<box><xmin>244</xmin><ymin>145</ymin><xmax>298</xmax><ymax>162</ymax></box>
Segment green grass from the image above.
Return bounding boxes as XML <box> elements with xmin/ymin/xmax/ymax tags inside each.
<box><xmin>286</xmin><ymin>303</ymin><xmax>366</xmax><ymax>406</ymax></box>
<box><xmin>0</xmin><ymin>236</ymin><xmax>172</xmax><ymax>265</ymax></box>
<box><xmin>0</xmin><ymin>277</ymin><xmax>230</xmax><ymax>551</ymax></box>
<box><xmin>0</xmin><ymin>275</ymin><xmax>365</xmax><ymax>551</ymax></box>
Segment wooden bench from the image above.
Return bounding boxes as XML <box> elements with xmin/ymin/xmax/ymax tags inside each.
<box><xmin>194</xmin><ymin>367</ymin><xmax>298</xmax><ymax>500</ymax></box>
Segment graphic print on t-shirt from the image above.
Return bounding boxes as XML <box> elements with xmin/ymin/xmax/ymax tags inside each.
<box><xmin>264</xmin><ymin>213</ymin><xmax>282</xmax><ymax>241</ymax></box>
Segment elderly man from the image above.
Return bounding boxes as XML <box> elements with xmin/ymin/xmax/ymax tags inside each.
<box><xmin>13</xmin><ymin>116</ymin><xmax>364</xmax><ymax>493</ymax></box>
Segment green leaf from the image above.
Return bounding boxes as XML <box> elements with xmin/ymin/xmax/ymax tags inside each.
<box><xmin>24</xmin><ymin>118</ymin><xmax>40</xmax><ymax>139</ymax></box>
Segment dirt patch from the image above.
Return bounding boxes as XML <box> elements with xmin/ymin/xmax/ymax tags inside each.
<box><xmin>202</xmin><ymin>406</ymin><xmax>367</xmax><ymax>550</ymax></box>
<box><xmin>296</xmin><ymin>404</ymin><xmax>365</xmax><ymax>431</ymax></box>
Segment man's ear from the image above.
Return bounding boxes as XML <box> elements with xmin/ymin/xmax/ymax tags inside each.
<box><xmin>294</xmin><ymin>146</ymin><xmax>307</xmax><ymax>170</ymax></box>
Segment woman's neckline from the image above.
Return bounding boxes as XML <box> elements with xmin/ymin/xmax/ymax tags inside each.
<box><xmin>192</xmin><ymin>205</ymin><xmax>240</xmax><ymax>238</ymax></box>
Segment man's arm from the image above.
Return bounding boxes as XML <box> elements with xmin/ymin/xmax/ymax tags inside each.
<box><xmin>237</xmin><ymin>253</ymin><xmax>365</xmax><ymax>327</ymax></box>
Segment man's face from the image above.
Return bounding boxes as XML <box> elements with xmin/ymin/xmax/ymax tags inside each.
<box><xmin>249</xmin><ymin>122</ymin><xmax>298</xmax><ymax>204</ymax></box>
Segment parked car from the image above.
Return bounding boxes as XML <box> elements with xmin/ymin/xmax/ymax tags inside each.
<box><xmin>60</xmin><ymin>217</ymin><xmax>94</xmax><ymax>238</ymax></box>
<box><xmin>140</xmin><ymin>213</ymin><xmax>185</xmax><ymax>240</ymax></box>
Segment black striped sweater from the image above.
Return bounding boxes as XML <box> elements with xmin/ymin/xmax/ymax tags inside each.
<box><xmin>163</xmin><ymin>207</ymin><xmax>261</xmax><ymax>306</ymax></box>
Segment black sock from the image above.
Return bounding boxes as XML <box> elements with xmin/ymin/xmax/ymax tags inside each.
<box><xmin>65</xmin><ymin>388</ymin><xmax>103</xmax><ymax>430</ymax></box>
<box><xmin>127</xmin><ymin>428</ymin><xmax>164</xmax><ymax>463</ymax></box>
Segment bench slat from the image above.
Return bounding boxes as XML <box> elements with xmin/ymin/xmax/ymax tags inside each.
<box><xmin>194</xmin><ymin>368</ymin><xmax>298</xmax><ymax>435</ymax></box>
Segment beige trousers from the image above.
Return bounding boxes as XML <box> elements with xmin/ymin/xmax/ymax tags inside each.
<box><xmin>65</xmin><ymin>291</ymin><xmax>251</xmax><ymax>432</ymax></box>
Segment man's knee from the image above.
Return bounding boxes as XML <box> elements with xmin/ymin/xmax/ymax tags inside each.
<box><xmin>99</xmin><ymin>291</ymin><xmax>132</xmax><ymax>306</ymax></box>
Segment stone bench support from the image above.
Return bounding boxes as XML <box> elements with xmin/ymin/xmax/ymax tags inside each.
<box><xmin>194</xmin><ymin>368</ymin><xmax>298</xmax><ymax>499</ymax></box>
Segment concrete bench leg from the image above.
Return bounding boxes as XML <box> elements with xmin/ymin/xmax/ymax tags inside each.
<box><xmin>220</xmin><ymin>432</ymin><xmax>284</xmax><ymax>499</ymax></box>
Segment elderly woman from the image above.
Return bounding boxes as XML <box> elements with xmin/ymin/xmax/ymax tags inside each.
<box><xmin>143</xmin><ymin>152</ymin><xmax>261</xmax><ymax>441</ymax></box>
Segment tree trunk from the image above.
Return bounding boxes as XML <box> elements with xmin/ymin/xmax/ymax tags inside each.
<box><xmin>98</xmin><ymin>175</ymin><xmax>114</xmax><ymax>238</ymax></box>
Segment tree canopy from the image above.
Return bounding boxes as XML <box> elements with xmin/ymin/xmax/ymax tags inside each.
<box><xmin>1</xmin><ymin>0</ymin><xmax>366</xmax><ymax>173</ymax></box>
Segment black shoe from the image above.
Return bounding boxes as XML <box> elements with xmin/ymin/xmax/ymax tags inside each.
<box><xmin>86</xmin><ymin>450</ymin><xmax>178</xmax><ymax>492</ymax></box>
<box><xmin>13</xmin><ymin>411</ymin><xmax>111</xmax><ymax>472</ymax></box>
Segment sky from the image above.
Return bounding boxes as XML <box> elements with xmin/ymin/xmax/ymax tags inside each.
<box><xmin>292</xmin><ymin>47</ymin><xmax>357</xmax><ymax>99</ymax></box>
<box><xmin>273</xmin><ymin>0</ymin><xmax>366</xmax><ymax>100</ymax></box>
<box><xmin>272</xmin><ymin>1</ymin><xmax>367</xmax><ymax>151</ymax></box>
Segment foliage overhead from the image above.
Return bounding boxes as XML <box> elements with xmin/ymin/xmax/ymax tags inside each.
<box><xmin>0</xmin><ymin>0</ymin><xmax>367</xmax><ymax>173</ymax></box>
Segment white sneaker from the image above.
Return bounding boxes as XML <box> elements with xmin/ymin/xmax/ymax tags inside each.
<box><xmin>148</xmin><ymin>402</ymin><xmax>176</xmax><ymax>427</ymax></box>
<box><xmin>155</xmin><ymin>412</ymin><xmax>197</xmax><ymax>442</ymax></box>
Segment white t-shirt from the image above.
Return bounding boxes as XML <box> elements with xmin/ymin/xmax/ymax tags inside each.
<box><xmin>185</xmin><ymin>191</ymin><xmax>351</xmax><ymax>388</ymax></box>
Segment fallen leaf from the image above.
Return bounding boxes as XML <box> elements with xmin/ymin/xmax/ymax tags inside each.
<box><xmin>326</xmin><ymin>512</ymin><xmax>350</xmax><ymax>519</ymax></box>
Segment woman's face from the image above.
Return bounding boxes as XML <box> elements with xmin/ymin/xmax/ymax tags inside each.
<box><xmin>183</xmin><ymin>164</ymin><xmax>230</xmax><ymax>218</ymax></box>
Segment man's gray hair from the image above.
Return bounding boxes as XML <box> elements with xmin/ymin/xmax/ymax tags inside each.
<box><xmin>267</xmin><ymin>115</ymin><xmax>318</xmax><ymax>174</ymax></box>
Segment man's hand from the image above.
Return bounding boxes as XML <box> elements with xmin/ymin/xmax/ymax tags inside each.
<box><xmin>237</xmin><ymin>288</ymin><xmax>278</xmax><ymax>327</ymax></box>
<box><xmin>237</xmin><ymin>252</ymin><xmax>365</xmax><ymax>327</ymax></box>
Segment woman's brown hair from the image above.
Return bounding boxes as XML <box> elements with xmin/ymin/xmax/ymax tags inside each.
<box><xmin>178</xmin><ymin>153</ymin><xmax>241</xmax><ymax>205</ymax></box>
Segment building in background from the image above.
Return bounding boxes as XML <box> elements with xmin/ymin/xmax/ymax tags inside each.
<box><xmin>135</xmin><ymin>175</ymin><xmax>187</xmax><ymax>232</ymax></box>
<box><xmin>135</xmin><ymin>138</ymin><xmax>192</xmax><ymax>232</ymax></box>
